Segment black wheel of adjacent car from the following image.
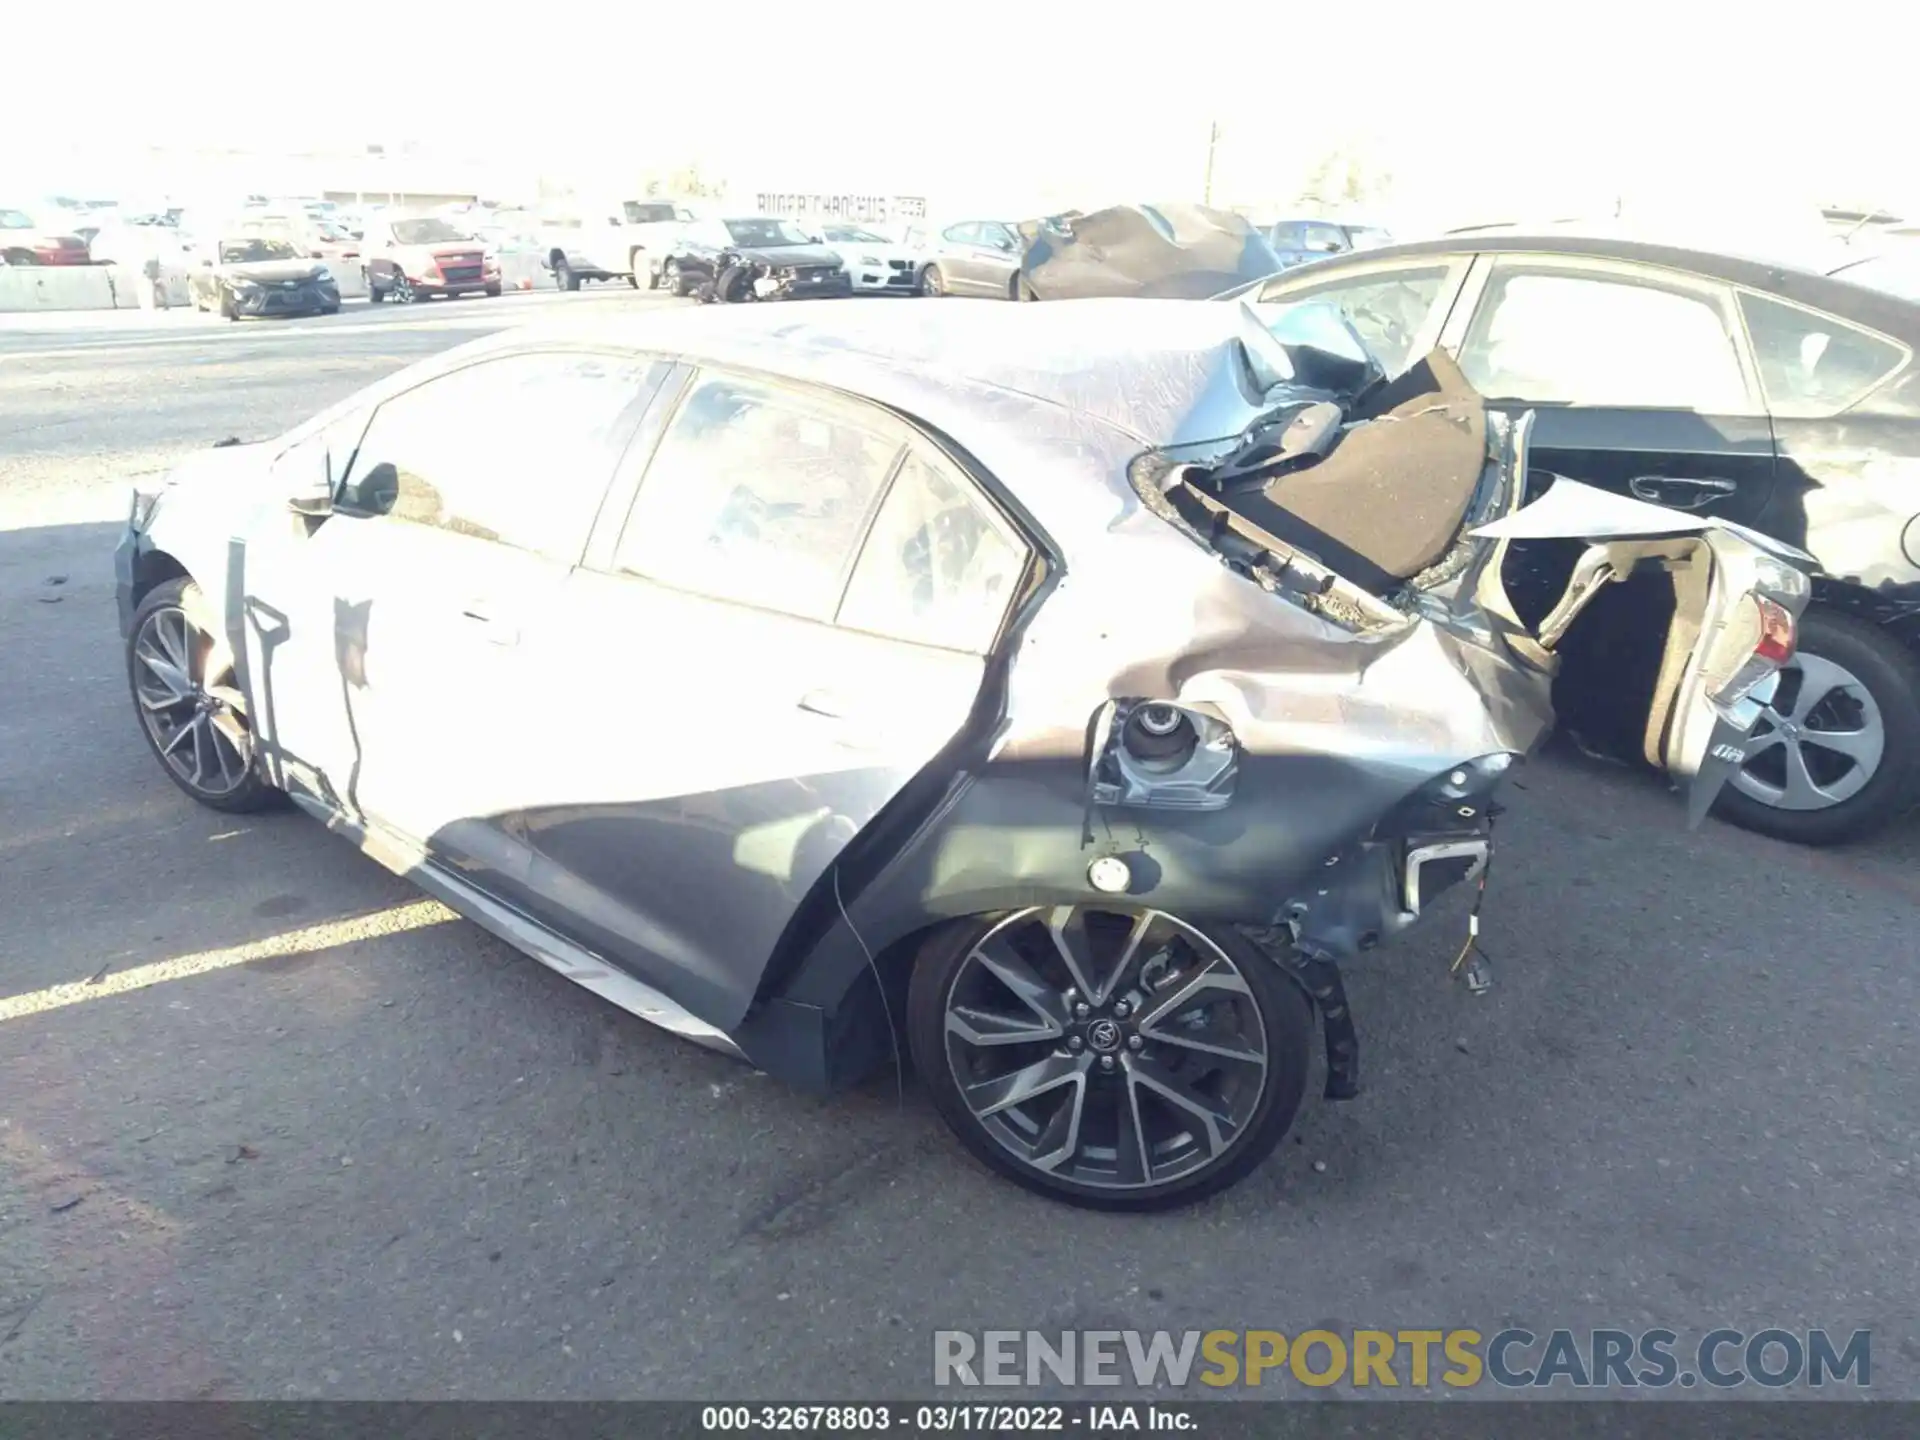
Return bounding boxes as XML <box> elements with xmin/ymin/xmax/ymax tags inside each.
<box><xmin>320</xmin><ymin>304</ymin><xmax>340</xmax><ymax>315</ymax></box>
<box><xmin>365</xmin><ymin>268</ymin><xmax>384</xmax><ymax>303</ymax></box>
<box><xmin>220</xmin><ymin>289</ymin><xmax>238</xmax><ymax>321</ymax></box>
<box><xmin>1013</xmin><ymin>275</ymin><xmax>1038</xmax><ymax>301</ymax></box>
<box><xmin>127</xmin><ymin>577</ymin><xmax>278</xmax><ymax>814</ymax></box>
<box><xmin>627</xmin><ymin>249</ymin><xmax>645</xmax><ymax>288</ymax></box>
<box><xmin>554</xmin><ymin>255</ymin><xmax>580</xmax><ymax>292</ymax></box>
<box><xmin>920</xmin><ymin>264</ymin><xmax>944</xmax><ymax>297</ymax></box>
<box><xmin>908</xmin><ymin>905</ymin><xmax>1314</xmax><ymax>1210</ymax></box>
<box><xmin>715</xmin><ymin>264</ymin><xmax>754</xmax><ymax>304</ymax></box>
<box><xmin>484</xmin><ymin>282</ymin><xmax>501</xmax><ymax>298</ymax></box>
<box><xmin>1714</xmin><ymin>606</ymin><xmax>1920</xmax><ymax>846</ymax></box>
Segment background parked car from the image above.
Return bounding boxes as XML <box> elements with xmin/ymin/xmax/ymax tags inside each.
<box><xmin>237</xmin><ymin>209</ymin><xmax>361</xmax><ymax>267</ymax></box>
<box><xmin>1258</xmin><ymin>217</ymin><xmax>1395</xmax><ymax>270</ymax></box>
<box><xmin>916</xmin><ymin>219</ymin><xmax>1025</xmax><ymax>298</ymax></box>
<box><xmin>1230</xmin><ymin>231</ymin><xmax>1920</xmax><ymax>845</ymax></box>
<box><xmin>188</xmin><ymin>234</ymin><xmax>341</xmax><ymax>320</ymax></box>
<box><xmin>361</xmin><ymin>215</ymin><xmax>500</xmax><ymax>303</ymax></box>
<box><xmin>661</xmin><ymin>216</ymin><xmax>850</xmax><ymax>302</ymax></box>
<box><xmin>808</xmin><ymin>222</ymin><xmax>923</xmax><ymax>294</ymax></box>
<box><xmin>1</xmin><ymin>206</ymin><xmax>91</xmax><ymax>265</ymax></box>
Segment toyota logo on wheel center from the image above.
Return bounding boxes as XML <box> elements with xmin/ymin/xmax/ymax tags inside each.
<box><xmin>1086</xmin><ymin>1019</ymin><xmax>1123</xmax><ymax>1053</ymax></box>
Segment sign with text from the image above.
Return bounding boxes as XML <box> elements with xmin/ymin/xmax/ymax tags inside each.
<box><xmin>755</xmin><ymin>193</ymin><xmax>927</xmax><ymax>224</ymax></box>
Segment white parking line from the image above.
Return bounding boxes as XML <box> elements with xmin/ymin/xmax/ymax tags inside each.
<box><xmin>0</xmin><ymin>899</ymin><xmax>454</xmax><ymax>1023</ymax></box>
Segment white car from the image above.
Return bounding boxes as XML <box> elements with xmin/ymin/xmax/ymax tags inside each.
<box><xmin>538</xmin><ymin>200</ymin><xmax>702</xmax><ymax>292</ymax></box>
<box><xmin>810</xmin><ymin>222</ymin><xmax>925</xmax><ymax>294</ymax></box>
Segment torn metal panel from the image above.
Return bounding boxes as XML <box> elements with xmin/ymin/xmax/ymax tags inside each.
<box><xmin>1017</xmin><ymin>202</ymin><xmax>1287</xmax><ymax>301</ymax></box>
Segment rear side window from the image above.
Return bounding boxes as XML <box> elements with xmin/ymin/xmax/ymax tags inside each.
<box><xmin>1737</xmin><ymin>291</ymin><xmax>1907</xmax><ymax>416</ymax></box>
<box><xmin>838</xmin><ymin>452</ymin><xmax>1026</xmax><ymax>653</ymax></box>
<box><xmin>624</xmin><ymin>202</ymin><xmax>678</xmax><ymax>224</ymax></box>
<box><xmin>1460</xmin><ymin>268</ymin><xmax>1752</xmax><ymax>412</ymax></box>
<box><xmin>614</xmin><ymin>375</ymin><xmax>903</xmax><ymax>620</ymax></box>
<box><xmin>339</xmin><ymin>352</ymin><xmax>659</xmax><ymax>562</ymax></box>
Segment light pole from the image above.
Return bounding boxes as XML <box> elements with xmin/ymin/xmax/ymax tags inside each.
<box><xmin>1202</xmin><ymin>120</ymin><xmax>1220</xmax><ymax>206</ymax></box>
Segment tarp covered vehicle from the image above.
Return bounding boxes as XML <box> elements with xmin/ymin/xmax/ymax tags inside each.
<box><xmin>1015</xmin><ymin>202</ymin><xmax>1287</xmax><ymax>300</ymax></box>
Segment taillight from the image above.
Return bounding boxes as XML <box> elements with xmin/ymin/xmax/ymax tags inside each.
<box><xmin>1753</xmin><ymin>595</ymin><xmax>1795</xmax><ymax>665</ymax></box>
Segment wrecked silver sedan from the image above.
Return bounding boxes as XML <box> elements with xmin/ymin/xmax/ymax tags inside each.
<box><xmin>113</xmin><ymin>299</ymin><xmax>1809</xmax><ymax>1209</ymax></box>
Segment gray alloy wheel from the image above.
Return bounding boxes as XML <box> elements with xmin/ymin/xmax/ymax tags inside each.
<box><xmin>664</xmin><ymin>260</ymin><xmax>688</xmax><ymax>297</ymax></box>
<box><xmin>554</xmin><ymin>255</ymin><xmax>579</xmax><ymax>292</ymax></box>
<box><xmin>1731</xmin><ymin>650</ymin><xmax>1886</xmax><ymax>812</ymax></box>
<box><xmin>909</xmin><ymin>904</ymin><xmax>1313</xmax><ymax>1209</ymax></box>
<box><xmin>127</xmin><ymin>578</ymin><xmax>276</xmax><ymax>813</ymax></box>
<box><xmin>391</xmin><ymin>273</ymin><xmax>418</xmax><ymax>304</ymax></box>
<box><xmin>920</xmin><ymin>264</ymin><xmax>944</xmax><ymax>297</ymax></box>
<box><xmin>1712</xmin><ymin>603</ymin><xmax>1920</xmax><ymax>845</ymax></box>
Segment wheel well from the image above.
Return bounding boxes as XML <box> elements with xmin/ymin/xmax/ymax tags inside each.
<box><xmin>548</xmin><ymin>248</ymin><xmax>567</xmax><ymax>266</ymax></box>
<box><xmin>1811</xmin><ymin>575</ymin><xmax>1920</xmax><ymax>656</ymax></box>
<box><xmin>131</xmin><ymin>548</ymin><xmax>189</xmax><ymax>607</ymax></box>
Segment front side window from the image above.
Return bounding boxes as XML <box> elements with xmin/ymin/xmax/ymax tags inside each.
<box><xmin>838</xmin><ymin>452</ymin><xmax>1026</xmax><ymax>653</ymax></box>
<box><xmin>1738</xmin><ymin>291</ymin><xmax>1907</xmax><ymax>417</ymax></box>
<box><xmin>340</xmin><ymin>352</ymin><xmax>658</xmax><ymax>561</ymax></box>
<box><xmin>1459</xmin><ymin>267</ymin><xmax>1752</xmax><ymax>411</ymax></box>
<box><xmin>1255</xmin><ymin>265</ymin><xmax>1453</xmax><ymax>376</ymax></box>
<box><xmin>614</xmin><ymin>375</ymin><xmax>903</xmax><ymax>620</ymax></box>
<box><xmin>942</xmin><ymin>223</ymin><xmax>978</xmax><ymax>246</ymax></box>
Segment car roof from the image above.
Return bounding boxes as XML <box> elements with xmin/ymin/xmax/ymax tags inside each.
<box><xmin>1267</xmin><ymin>230</ymin><xmax>1920</xmax><ymax>341</ymax></box>
<box><xmin>444</xmin><ymin>299</ymin><xmax>1275</xmax><ymax>550</ymax></box>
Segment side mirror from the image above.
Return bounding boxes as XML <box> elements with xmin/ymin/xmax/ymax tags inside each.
<box><xmin>994</xmin><ymin>236</ymin><xmax>1016</xmax><ymax>252</ymax></box>
<box><xmin>287</xmin><ymin>452</ymin><xmax>336</xmax><ymax>518</ymax></box>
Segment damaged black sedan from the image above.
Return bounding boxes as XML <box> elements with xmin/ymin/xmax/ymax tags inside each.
<box><xmin>113</xmin><ymin>301</ymin><xmax>1808</xmax><ymax>1209</ymax></box>
<box><xmin>660</xmin><ymin>215</ymin><xmax>852</xmax><ymax>303</ymax></box>
<box><xmin>187</xmin><ymin>234</ymin><xmax>341</xmax><ymax>320</ymax></box>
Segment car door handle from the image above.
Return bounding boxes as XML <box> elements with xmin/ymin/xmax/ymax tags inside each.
<box><xmin>1628</xmin><ymin>475</ymin><xmax>1737</xmax><ymax>509</ymax></box>
<box><xmin>459</xmin><ymin>601</ymin><xmax>519</xmax><ymax>645</ymax></box>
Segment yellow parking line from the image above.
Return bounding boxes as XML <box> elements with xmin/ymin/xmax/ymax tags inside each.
<box><xmin>0</xmin><ymin>899</ymin><xmax>455</xmax><ymax>1023</ymax></box>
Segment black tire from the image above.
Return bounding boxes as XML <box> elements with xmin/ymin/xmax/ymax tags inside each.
<box><xmin>1013</xmin><ymin>275</ymin><xmax>1038</xmax><ymax>301</ymax></box>
<box><xmin>1712</xmin><ymin>606</ymin><xmax>1920</xmax><ymax>846</ymax></box>
<box><xmin>714</xmin><ymin>264</ymin><xmax>753</xmax><ymax>304</ymax></box>
<box><xmin>484</xmin><ymin>282</ymin><xmax>501</xmax><ymax>298</ymax></box>
<box><xmin>920</xmin><ymin>264</ymin><xmax>944</xmax><ymax>297</ymax></box>
<box><xmin>907</xmin><ymin>907</ymin><xmax>1315</xmax><ymax>1210</ymax></box>
<box><xmin>220</xmin><ymin>291</ymin><xmax>238</xmax><ymax>321</ymax></box>
<box><xmin>320</xmin><ymin>304</ymin><xmax>340</xmax><ymax>316</ymax></box>
<box><xmin>554</xmin><ymin>255</ymin><xmax>580</xmax><ymax>292</ymax></box>
<box><xmin>126</xmin><ymin>577</ymin><xmax>280</xmax><ymax>814</ymax></box>
<box><xmin>663</xmin><ymin>260</ymin><xmax>689</xmax><ymax>298</ymax></box>
<box><xmin>366</xmin><ymin>268</ymin><xmax>384</xmax><ymax>303</ymax></box>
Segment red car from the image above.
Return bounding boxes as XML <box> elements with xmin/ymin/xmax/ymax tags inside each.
<box><xmin>1</xmin><ymin>207</ymin><xmax>91</xmax><ymax>265</ymax></box>
<box><xmin>362</xmin><ymin>215</ymin><xmax>501</xmax><ymax>302</ymax></box>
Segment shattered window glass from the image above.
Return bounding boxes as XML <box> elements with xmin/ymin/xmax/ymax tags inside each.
<box><xmin>616</xmin><ymin>375</ymin><xmax>903</xmax><ymax>620</ymax></box>
<box><xmin>1460</xmin><ymin>269</ymin><xmax>1752</xmax><ymax>412</ymax></box>
<box><xmin>1255</xmin><ymin>266</ymin><xmax>1450</xmax><ymax>376</ymax></box>
<box><xmin>1737</xmin><ymin>291</ymin><xmax>1906</xmax><ymax>417</ymax></box>
<box><xmin>839</xmin><ymin>452</ymin><xmax>1025</xmax><ymax>654</ymax></box>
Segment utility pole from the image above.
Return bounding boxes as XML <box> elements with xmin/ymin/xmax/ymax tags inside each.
<box><xmin>1202</xmin><ymin>120</ymin><xmax>1220</xmax><ymax>206</ymax></box>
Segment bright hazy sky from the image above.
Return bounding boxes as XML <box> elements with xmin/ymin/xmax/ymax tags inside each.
<box><xmin>3</xmin><ymin>0</ymin><xmax>1908</xmax><ymax>225</ymax></box>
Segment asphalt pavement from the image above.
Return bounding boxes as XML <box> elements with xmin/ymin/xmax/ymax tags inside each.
<box><xmin>2</xmin><ymin>291</ymin><xmax>1919</xmax><ymax>1401</ymax></box>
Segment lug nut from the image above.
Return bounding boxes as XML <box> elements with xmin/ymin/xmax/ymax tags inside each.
<box><xmin>1099</xmin><ymin>1055</ymin><xmax>1116</xmax><ymax>1071</ymax></box>
<box><xmin>1074</xmin><ymin>1002</ymin><xmax>1090</xmax><ymax>1019</ymax></box>
<box><xmin>1068</xmin><ymin>1035</ymin><xmax>1084</xmax><ymax>1052</ymax></box>
<box><xmin>1128</xmin><ymin>1035</ymin><xmax>1144</xmax><ymax>1051</ymax></box>
<box><xmin>1112</xmin><ymin>1000</ymin><xmax>1130</xmax><ymax>1018</ymax></box>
